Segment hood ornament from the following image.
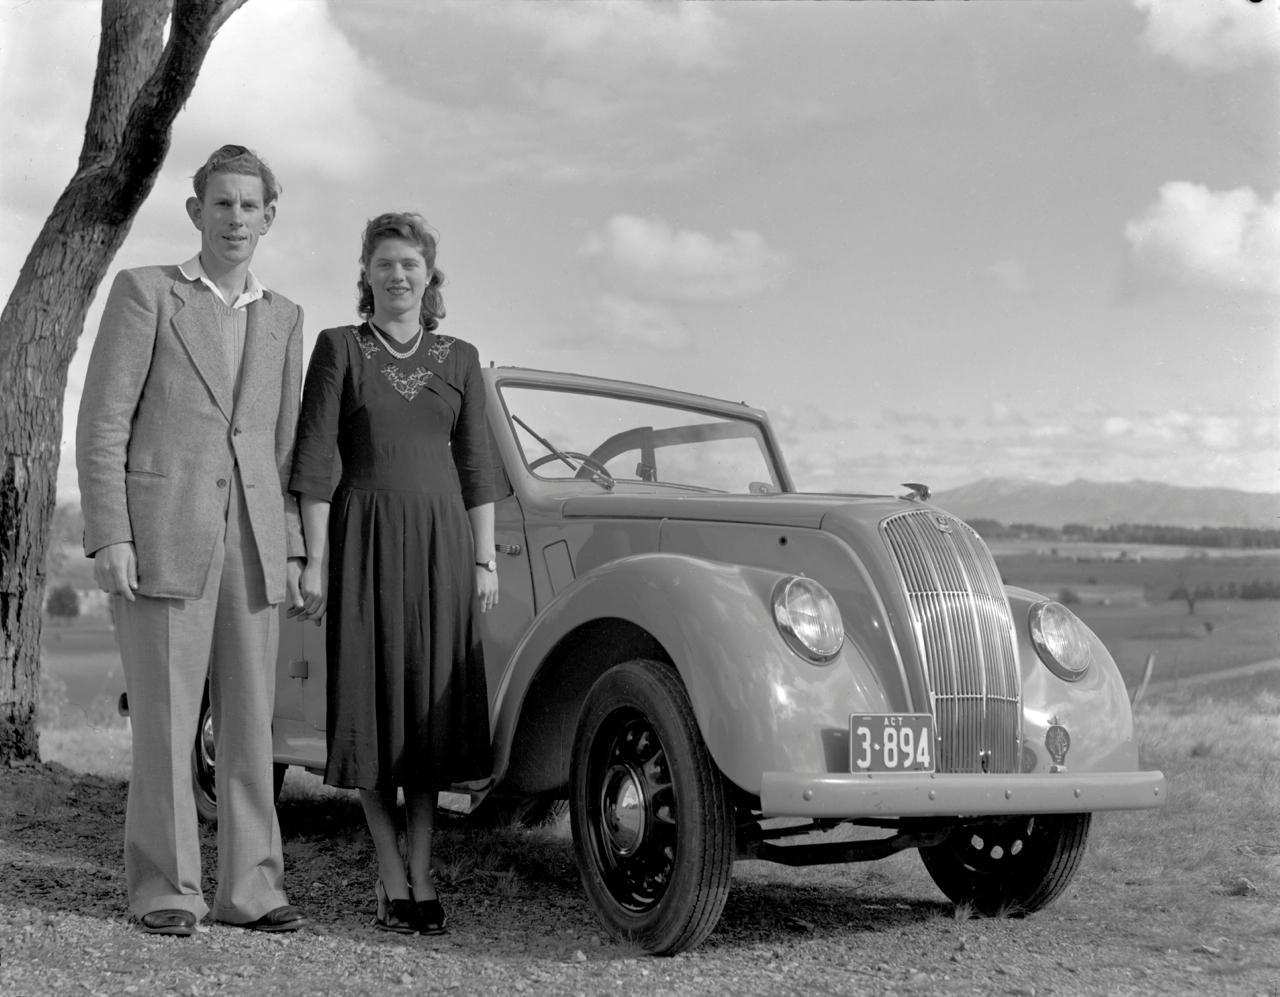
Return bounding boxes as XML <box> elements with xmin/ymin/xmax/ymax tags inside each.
<box><xmin>900</xmin><ymin>482</ymin><xmax>931</xmax><ymax>501</ymax></box>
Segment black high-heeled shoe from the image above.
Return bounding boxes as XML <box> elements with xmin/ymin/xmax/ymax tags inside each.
<box><xmin>410</xmin><ymin>881</ymin><xmax>448</xmax><ymax>935</ymax></box>
<box><xmin>373</xmin><ymin>880</ymin><xmax>416</xmax><ymax>934</ymax></box>
<box><xmin>414</xmin><ymin>897</ymin><xmax>447</xmax><ymax>936</ymax></box>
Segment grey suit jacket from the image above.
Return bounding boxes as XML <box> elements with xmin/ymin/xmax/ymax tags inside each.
<box><xmin>77</xmin><ymin>265</ymin><xmax>305</xmax><ymax>602</ymax></box>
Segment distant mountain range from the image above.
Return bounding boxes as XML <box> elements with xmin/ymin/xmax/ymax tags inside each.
<box><xmin>930</xmin><ymin>478</ymin><xmax>1280</xmax><ymax>530</ymax></box>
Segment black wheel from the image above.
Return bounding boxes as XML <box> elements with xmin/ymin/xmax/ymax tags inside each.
<box><xmin>191</xmin><ymin>685</ymin><xmax>286</xmax><ymax>826</ymax></box>
<box><xmin>919</xmin><ymin>813</ymin><xmax>1091</xmax><ymax>915</ymax></box>
<box><xmin>569</xmin><ymin>659</ymin><xmax>733</xmax><ymax>955</ymax></box>
<box><xmin>527</xmin><ymin>450</ymin><xmax>615</xmax><ymax>484</ymax></box>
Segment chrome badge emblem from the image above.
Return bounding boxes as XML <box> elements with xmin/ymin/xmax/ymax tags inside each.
<box><xmin>1045</xmin><ymin>719</ymin><xmax>1071</xmax><ymax>767</ymax></box>
<box><xmin>933</xmin><ymin>515</ymin><xmax>953</xmax><ymax>534</ymax></box>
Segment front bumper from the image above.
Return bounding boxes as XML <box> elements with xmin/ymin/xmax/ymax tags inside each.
<box><xmin>760</xmin><ymin>769</ymin><xmax>1166</xmax><ymax>819</ymax></box>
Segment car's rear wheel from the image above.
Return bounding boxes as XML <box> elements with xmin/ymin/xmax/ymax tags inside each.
<box><xmin>569</xmin><ymin>659</ymin><xmax>733</xmax><ymax>956</ymax></box>
<box><xmin>192</xmin><ymin>685</ymin><xmax>286</xmax><ymax>826</ymax></box>
<box><xmin>919</xmin><ymin>812</ymin><xmax>1091</xmax><ymax>915</ymax></box>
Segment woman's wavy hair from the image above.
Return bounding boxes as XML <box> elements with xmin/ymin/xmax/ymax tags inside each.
<box><xmin>357</xmin><ymin>212</ymin><xmax>446</xmax><ymax>331</ymax></box>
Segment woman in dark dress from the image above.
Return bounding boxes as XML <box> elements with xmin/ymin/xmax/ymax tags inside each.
<box><xmin>290</xmin><ymin>212</ymin><xmax>498</xmax><ymax>935</ymax></box>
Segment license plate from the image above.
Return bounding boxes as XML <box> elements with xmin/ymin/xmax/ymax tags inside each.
<box><xmin>849</xmin><ymin>714</ymin><xmax>936</xmax><ymax>773</ymax></box>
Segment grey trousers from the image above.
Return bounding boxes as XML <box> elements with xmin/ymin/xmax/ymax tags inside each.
<box><xmin>114</xmin><ymin>471</ymin><xmax>287</xmax><ymax>922</ymax></box>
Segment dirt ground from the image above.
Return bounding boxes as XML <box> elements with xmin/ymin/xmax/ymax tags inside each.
<box><xmin>2</xmin><ymin>744</ymin><xmax>1277</xmax><ymax>997</ymax></box>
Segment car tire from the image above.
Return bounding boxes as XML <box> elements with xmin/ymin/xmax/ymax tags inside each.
<box><xmin>569</xmin><ymin>659</ymin><xmax>733</xmax><ymax>956</ymax></box>
<box><xmin>919</xmin><ymin>812</ymin><xmax>1091</xmax><ymax>915</ymax></box>
<box><xmin>192</xmin><ymin>685</ymin><xmax>286</xmax><ymax>826</ymax></box>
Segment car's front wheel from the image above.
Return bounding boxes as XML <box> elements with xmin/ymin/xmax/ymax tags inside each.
<box><xmin>192</xmin><ymin>686</ymin><xmax>286</xmax><ymax>826</ymax></box>
<box><xmin>569</xmin><ymin>659</ymin><xmax>734</xmax><ymax>956</ymax></box>
<box><xmin>919</xmin><ymin>812</ymin><xmax>1091</xmax><ymax>915</ymax></box>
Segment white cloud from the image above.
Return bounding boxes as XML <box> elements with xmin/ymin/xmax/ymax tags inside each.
<box><xmin>1133</xmin><ymin>0</ymin><xmax>1280</xmax><ymax>73</ymax></box>
<box><xmin>1100</xmin><ymin>409</ymin><xmax>1257</xmax><ymax>451</ymax></box>
<box><xmin>986</xmin><ymin>401</ymin><xmax>1027</xmax><ymax>427</ymax></box>
<box><xmin>175</xmin><ymin>1</ymin><xmax>380</xmax><ymax>184</ymax></box>
<box><xmin>581</xmin><ymin>215</ymin><xmax>788</xmax><ymax>302</ymax></box>
<box><xmin>1124</xmin><ymin>182</ymin><xmax>1280</xmax><ymax>294</ymax></box>
<box><xmin>552</xmin><ymin>294</ymin><xmax>692</xmax><ymax>353</ymax></box>
<box><xmin>460</xmin><ymin>0</ymin><xmax>733</xmax><ymax>71</ymax></box>
<box><xmin>1103</xmin><ymin>416</ymin><xmax>1133</xmax><ymax>438</ymax></box>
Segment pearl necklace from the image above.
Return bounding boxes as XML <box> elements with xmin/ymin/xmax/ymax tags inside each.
<box><xmin>368</xmin><ymin>320</ymin><xmax>423</xmax><ymax>360</ymax></box>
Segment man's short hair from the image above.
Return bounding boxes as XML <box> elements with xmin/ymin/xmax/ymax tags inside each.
<box><xmin>192</xmin><ymin>144</ymin><xmax>281</xmax><ymax>204</ymax></box>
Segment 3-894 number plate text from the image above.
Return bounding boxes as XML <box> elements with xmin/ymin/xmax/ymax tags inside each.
<box><xmin>849</xmin><ymin>714</ymin><xmax>935</xmax><ymax>773</ymax></box>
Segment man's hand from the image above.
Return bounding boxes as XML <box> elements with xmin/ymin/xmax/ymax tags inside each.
<box><xmin>285</xmin><ymin>557</ymin><xmax>305</xmax><ymax>618</ymax></box>
<box><xmin>289</xmin><ymin>558</ymin><xmax>326</xmax><ymax>623</ymax></box>
<box><xmin>94</xmin><ymin>542</ymin><xmax>138</xmax><ymax>602</ymax></box>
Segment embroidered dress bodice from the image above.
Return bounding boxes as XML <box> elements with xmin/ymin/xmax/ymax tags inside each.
<box><xmin>351</xmin><ymin>323</ymin><xmax>456</xmax><ymax>401</ymax></box>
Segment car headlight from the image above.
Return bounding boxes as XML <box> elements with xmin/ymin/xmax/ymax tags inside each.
<box><xmin>772</xmin><ymin>576</ymin><xmax>844</xmax><ymax>662</ymax></box>
<box><xmin>1029</xmin><ymin>601</ymin><xmax>1093</xmax><ymax>682</ymax></box>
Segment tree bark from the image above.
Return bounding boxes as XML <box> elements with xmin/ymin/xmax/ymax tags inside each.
<box><xmin>0</xmin><ymin>0</ymin><xmax>247</xmax><ymax>763</ymax></box>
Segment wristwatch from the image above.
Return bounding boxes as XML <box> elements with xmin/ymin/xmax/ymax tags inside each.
<box><xmin>475</xmin><ymin>558</ymin><xmax>497</xmax><ymax>573</ymax></box>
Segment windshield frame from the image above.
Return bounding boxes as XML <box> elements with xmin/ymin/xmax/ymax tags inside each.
<box><xmin>489</xmin><ymin>369</ymin><xmax>795</xmax><ymax>497</ymax></box>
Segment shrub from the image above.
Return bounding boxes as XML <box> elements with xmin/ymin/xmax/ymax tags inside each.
<box><xmin>45</xmin><ymin>583</ymin><xmax>80</xmax><ymax>620</ymax></box>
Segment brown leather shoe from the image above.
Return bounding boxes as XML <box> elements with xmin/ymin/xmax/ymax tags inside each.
<box><xmin>238</xmin><ymin>905</ymin><xmax>307</xmax><ymax>932</ymax></box>
<box><xmin>139</xmin><ymin>908</ymin><xmax>197</xmax><ymax>936</ymax></box>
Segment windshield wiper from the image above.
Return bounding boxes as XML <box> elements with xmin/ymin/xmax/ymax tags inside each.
<box><xmin>510</xmin><ymin>413</ymin><xmax>614</xmax><ymax>490</ymax></box>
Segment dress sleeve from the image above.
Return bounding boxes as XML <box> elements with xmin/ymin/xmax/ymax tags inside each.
<box><xmin>452</xmin><ymin>343</ymin><xmax>495</xmax><ymax>510</ymax></box>
<box><xmin>289</xmin><ymin>327</ymin><xmax>345</xmax><ymax>501</ymax></box>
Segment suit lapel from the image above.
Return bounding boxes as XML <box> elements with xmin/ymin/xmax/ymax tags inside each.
<box><xmin>233</xmin><ymin>297</ymin><xmax>282</xmax><ymax>419</ymax></box>
<box><xmin>171</xmin><ymin>281</ymin><xmax>233</xmax><ymax>420</ymax></box>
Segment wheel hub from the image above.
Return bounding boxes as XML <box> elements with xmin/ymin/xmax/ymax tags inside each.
<box><xmin>199</xmin><ymin>712</ymin><xmax>216</xmax><ymax>768</ymax></box>
<box><xmin>600</xmin><ymin>763</ymin><xmax>647</xmax><ymax>857</ymax></box>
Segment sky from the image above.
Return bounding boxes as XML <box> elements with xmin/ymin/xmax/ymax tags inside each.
<box><xmin>2</xmin><ymin>0</ymin><xmax>1278</xmax><ymax>505</ymax></box>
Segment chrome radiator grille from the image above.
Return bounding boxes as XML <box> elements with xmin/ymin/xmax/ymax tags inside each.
<box><xmin>881</xmin><ymin>510</ymin><xmax>1021</xmax><ymax>773</ymax></box>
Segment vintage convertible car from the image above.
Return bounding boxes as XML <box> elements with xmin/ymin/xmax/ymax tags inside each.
<box><xmin>191</xmin><ymin>366</ymin><xmax>1165</xmax><ymax>955</ymax></box>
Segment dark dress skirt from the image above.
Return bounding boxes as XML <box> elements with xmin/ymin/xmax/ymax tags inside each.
<box><xmin>290</xmin><ymin>324</ymin><xmax>494</xmax><ymax>791</ymax></box>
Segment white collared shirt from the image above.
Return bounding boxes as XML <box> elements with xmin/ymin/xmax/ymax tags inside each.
<box><xmin>179</xmin><ymin>254</ymin><xmax>266</xmax><ymax>308</ymax></box>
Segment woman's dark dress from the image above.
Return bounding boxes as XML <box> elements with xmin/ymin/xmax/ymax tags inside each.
<box><xmin>290</xmin><ymin>323</ymin><xmax>494</xmax><ymax>791</ymax></box>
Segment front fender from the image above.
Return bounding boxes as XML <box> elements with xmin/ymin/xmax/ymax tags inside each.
<box><xmin>490</xmin><ymin>553</ymin><xmax>896</xmax><ymax>795</ymax></box>
<box><xmin>1007</xmin><ymin>585</ymin><xmax>1141</xmax><ymax>774</ymax></box>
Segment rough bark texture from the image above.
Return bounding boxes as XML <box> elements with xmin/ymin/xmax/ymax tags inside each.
<box><xmin>0</xmin><ymin>0</ymin><xmax>247</xmax><ymax>763</ymax></box>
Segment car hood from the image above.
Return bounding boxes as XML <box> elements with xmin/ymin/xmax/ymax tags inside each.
<box><xmin>558</xmin><ymin>490</ymin><xmax>915</xmax><ymax>531</ymax></box>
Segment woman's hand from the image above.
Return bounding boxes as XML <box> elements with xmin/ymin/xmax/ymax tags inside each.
<box><xmin>293</xmin><ymin>559</ymin><xmax>328</xmax><ymax>623</ymax></box>
<box><xmin>476</xmin><ymin>565</ymin><xmax>499</xmax><ymax>613</ymax></box>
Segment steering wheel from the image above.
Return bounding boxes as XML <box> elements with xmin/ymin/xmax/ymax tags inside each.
<box><xmin>528</xmin><ymin>451</ymin><xmax>615</xmax><ymax>484</ymax></box>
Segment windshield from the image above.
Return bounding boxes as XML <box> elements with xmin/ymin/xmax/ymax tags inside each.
<box><xmin>499</xmin><ymin>383</ymin><xmax>784</xmax><ymax>494</ymax></box>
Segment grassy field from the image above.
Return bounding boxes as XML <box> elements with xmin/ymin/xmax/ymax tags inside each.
<box><xmin>986</xmin><ymin>543</ymin><xmax>1280</xmax><ymax>688</ymax></box>
<box><xmin>992</xmin><ymin>542</ymin><xmax>1280</xmax><ymax>603</ymax></box>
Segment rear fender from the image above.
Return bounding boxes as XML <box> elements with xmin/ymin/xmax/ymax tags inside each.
<box><xmin>490</xmin><ymin>553</ymin><xmax>893</xmax><ymax>797</ymax></box>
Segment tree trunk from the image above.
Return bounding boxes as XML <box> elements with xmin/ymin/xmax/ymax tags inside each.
<box><xmin>0</xmin><ymin>0</ymin><xmax>246</xmax><ymax>764</ymax></box>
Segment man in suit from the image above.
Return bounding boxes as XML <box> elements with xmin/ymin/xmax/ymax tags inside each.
<box><xmin>77</xmin><ymin>145</ymin><xmax>307</xmax><ymax>936</ymax></box>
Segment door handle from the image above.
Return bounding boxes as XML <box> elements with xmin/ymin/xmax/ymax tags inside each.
<box><xmin>496</xmin><ymin>542</ymin><xmax>523</xmax><ymax>556</ymax></box>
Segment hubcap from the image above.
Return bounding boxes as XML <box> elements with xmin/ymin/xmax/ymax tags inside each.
<box><xmin>199</xmin><ymin>712</ymin><xmax>216</xmax><ymax>769</ymax></box>
<box><xmin>601</xmin><ymin>764</ymin><xmax>647</xmax><ymax>856</ymax></box>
